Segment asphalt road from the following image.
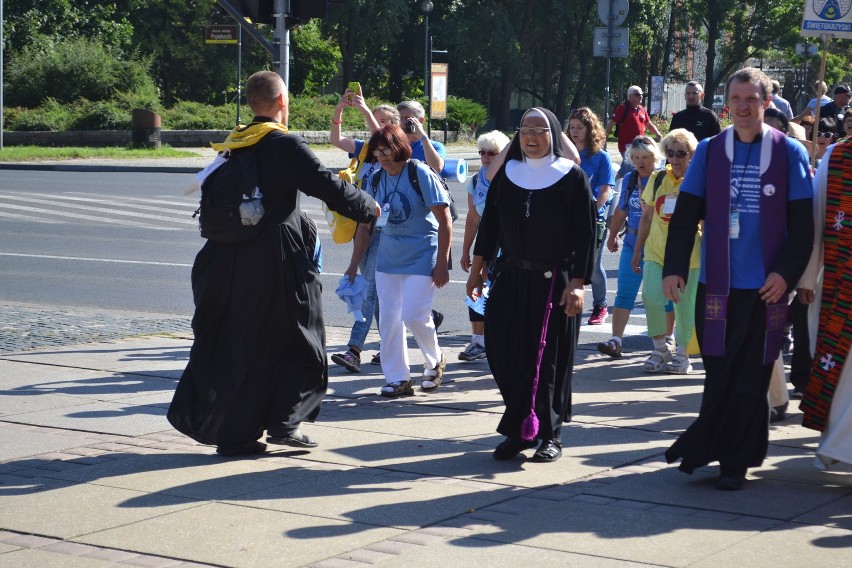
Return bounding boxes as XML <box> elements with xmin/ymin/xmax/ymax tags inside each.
<box><xmin>0</xmin><ymin>169</ymin><xmax>651</xmax><ymax>347</ymax></box>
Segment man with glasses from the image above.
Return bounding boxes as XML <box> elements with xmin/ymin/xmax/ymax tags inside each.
<box><xmin>818</xmin><ymin>85</ymin><xmax>851</xmax><ymax>138</ymax></box>
<box><xmin>662</xmin><ymin>67</ymin><xmax>814</xmax><ymax>490</ymax></box>
<box><xmin>606</xmin><ymin>85</ymin><xmax>663</xmax><ymax>179</ymax></box>
<box><xmin>670</xmin><ymin>81</ymin><xmax>721</xmax><ymax>142</ymax></box>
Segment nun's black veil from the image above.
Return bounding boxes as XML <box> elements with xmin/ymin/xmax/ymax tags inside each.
<box><xmin>504</xmin><ymin>107</ymin><xmax>565</xmax><ymax>162</ymax></box>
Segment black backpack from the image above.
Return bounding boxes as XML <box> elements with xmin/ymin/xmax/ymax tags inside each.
<box><xmin>194</xmin><ymin>148</ymin><xmax>266</xmax><ymax>243</ymax></box>
<box><xmin>613</xmin><ymin>100</ymin><xmax>629</xmax><ymax>138</ymax></box>
<box><xmin>371</xmin><ymin>159</ymin><xmax>458</xmax><ymax>221</ymax></box>
<box><xmin>624</xmin><ymin>168</ymin><xmax>665</xmax><ymax>204</ymax></box>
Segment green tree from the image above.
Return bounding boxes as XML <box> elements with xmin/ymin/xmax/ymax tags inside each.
<box><xmin>5</xmin><ymin>35</ymin><xmax>157</xmax><ymax>108</ymax></box>
<box><xmin>290</xmin><ymin>20</ymin><xmax>342</xmax><ymax>94</ymax></box>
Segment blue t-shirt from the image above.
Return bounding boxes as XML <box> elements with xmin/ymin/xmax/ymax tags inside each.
<box><xmin>467</xmin><ymin>169</ymin><xmax>490</xmax><ymax>217</ymax></box>
<box><xmin>373</xmin><ymin>161</ymin><xmax>449</xmax><ymax>276</ymax></box>
<box><xmin>617</xmin><ymin>174</ymin><xmax>648</xmax><ymax>249</ymax></box>
<box><xmin>579</xmin><ymin>148</ymin><xmax>616</xmax><ymax>220</ymax></box>
<box><xmin>681</xmin><ymin>134</ymin><xmax>813</xmax><ymax>288</ymax></box>
<box><xmin>350</xmin><ymin>139</ymin><xmax>381</xmax><ymax>182</ymax></box>
<box><xmin>410</xmin><ymin>138</ymin><xmax>447</xmax><ymax>163</ymax></box>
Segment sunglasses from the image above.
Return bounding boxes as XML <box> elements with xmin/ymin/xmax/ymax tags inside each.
<box><xmin>517</xmin><ymin>126</ymin><xmax>550</xmax><ymax>136</ymax></box>
<box><xmin>631</xmin><ymin>136</ymin><xmax>653</xmax><ymax>146</ymax></box>
<box><xmin>665</xmin><ymin>149</ymin><xmax>689</xmax><ymax>159</ymax></box>
<box><xmin>478</xmin><ymin>150</ymin><xmax>499</xmax><ymax>157</ymax></box>
<box><xmin>817</xmin><ymin>131</ymin><xmax>836</xmax><ymax>139</ymax></box>
<box><xmin>372</xmin><ymin>148</ymin><xmax>393</xmax><ymax>157</ymax></box>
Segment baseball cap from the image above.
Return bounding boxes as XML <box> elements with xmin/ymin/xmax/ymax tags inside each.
<box><xmin>627</xmin><ymin>86</ymin><xmax>643</xmax><ymax>96</ymax></box>
<box><xmin>834</xmin><ymin>85</ymin><xmax>850</xmax><ymax>95</ymax></box>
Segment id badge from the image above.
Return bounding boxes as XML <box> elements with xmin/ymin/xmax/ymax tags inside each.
<box><xmin>662</xmin><ymin>195</ymin><xmax>677</xmax><ymax>215</ymax></box>
<box><xmin>376</xmin><ymin>203</ymin><xmax>390</xmax><ymax>228</ymax></box>
<box><xmin>729</xmin><ymin>211</ymin><xmax>740</xmax><ymax>239</ymax></box>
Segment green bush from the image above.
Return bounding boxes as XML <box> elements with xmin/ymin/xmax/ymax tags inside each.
<box><xmin>426</xmin><ymin>96</ymin><xmax>487</xmax><ymax>136</ymax></box>
<box><xmin>5</xmin><ymin>99</ymin><xmax>72</xmax><ymax>131</ymax></box>
<box><xmin>68</xmin><ymin>99</ymin><xmax>133</xmax><ymax>130</ymax></box>
<box><xmin>5</xmin><ymin>35</ymin><xmax>158</xmax><ymax>108</ymax></box>
<box><xmin>3</xmin><ymin>93</ymin><xmax>490</xmax><ymax>134</ymax></box>
<box><xmin>161</xmin><ymin>101</ymin><xmax>250</xmax><ymax>130</ymax></box>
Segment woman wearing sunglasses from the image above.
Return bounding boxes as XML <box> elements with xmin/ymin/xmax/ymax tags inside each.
<box><xmin>364</xmin><ymin>125</ymin><xmax>452</xmax><ymax>397</ymax></box>
<box><xmin>458</xmin><ymin>130</ymin><xmax>511</xmax><ymax>362</ymax></box>
<box><xmin>632</xmin><ymin>129</ymin><xmax>700</xmax><ymax>374</ymax></box>
<box><xmin>815</xmin><ymin>118</ymin><xmax>837</xmax><ymax>163</ymax></box>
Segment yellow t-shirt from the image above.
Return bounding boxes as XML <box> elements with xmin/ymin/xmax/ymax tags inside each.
<box><xmin>641</xmin><ymin>166</ymin><xmax>701</xmax><ymax>269</ymax></box>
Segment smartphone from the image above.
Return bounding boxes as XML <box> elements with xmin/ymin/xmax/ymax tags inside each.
<box><xmin>347</xmin><ymin>82</ymin><xmax>361</xmax><ymax>101</ymax></box>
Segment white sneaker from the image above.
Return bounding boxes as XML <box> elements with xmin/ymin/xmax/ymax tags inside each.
<box><xmin>643</xmin><ymin>349</ymin><xmax>673</xmax><ymax>373</ymax></box>
<box><xmin>666</xmin><ymin>354</ymin><xmax>692</xmax><ymax>374</ymax></box>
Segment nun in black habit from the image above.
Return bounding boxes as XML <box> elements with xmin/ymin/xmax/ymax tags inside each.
<box><xmin>466</xmin><ymin>107</ymin><xmax>596</xmax><ymax>462</ymax></box>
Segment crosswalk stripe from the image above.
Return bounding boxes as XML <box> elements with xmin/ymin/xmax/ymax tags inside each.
<box><xmin>0</xmin><ymin>210</ymin><xmax>61</xmax><ymax>223</ymax></box>
<box><xmin>0</xmin><ymin>202</ymin><xmax>168</xmax><ymax>228</ymax></box>
<box><xmin>0</xmin><ymin>194</ymin><xmax>198</xmax><ymax>225</ymax></box>
<box><xmin>4</xmin><ymin>191</ymin><xmax>195</xmax><ymax>218</ymax></box>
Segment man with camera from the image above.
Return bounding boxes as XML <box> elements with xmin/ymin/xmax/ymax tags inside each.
<box><xmin>397</xmin><ymin>100</ymin><xmax>446</xmax><ymax>174</ymax></box>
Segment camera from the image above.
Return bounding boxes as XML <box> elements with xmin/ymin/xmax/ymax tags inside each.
<box><xmin>405</xmin><ymin>118</ymin><xmax>418</xmax><ymax>133</ymax></box>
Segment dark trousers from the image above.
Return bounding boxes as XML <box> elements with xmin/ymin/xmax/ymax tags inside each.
<box><xmin>789</xmin><ymin>292</ymin><xmax>812</xmax><ymax>390</ymax></box>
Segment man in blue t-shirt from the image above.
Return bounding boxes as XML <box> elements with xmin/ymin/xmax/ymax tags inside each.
<box><xmin>662</xmin><ymin>67</ymin><xmax>814</xmax><ymax>491</ymax></box>
<box><xmin>397</xmin><ymin>101</ymin><xmax>446</xmax><ymax>174</ymax></box>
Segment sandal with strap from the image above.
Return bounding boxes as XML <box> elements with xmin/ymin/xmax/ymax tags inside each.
<box><xmin>380</xmin><ymin>380</ymin><xmax>414</xmax><ymax>398</ymax></box>
<box><xmin>643</xmin><ymin>349</ymin><xmax>672</xmax><ymax>373</ymax></box>
<box><xmin>531</xmin><ymin>439</ymin><xmax>562</xmax><ymax>462</ymax></box>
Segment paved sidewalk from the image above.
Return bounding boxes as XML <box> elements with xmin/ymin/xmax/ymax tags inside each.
<box><xmin>1</xmin><ymin>322</ymin><xmax>850</xmax><ymax>567</ymax></box>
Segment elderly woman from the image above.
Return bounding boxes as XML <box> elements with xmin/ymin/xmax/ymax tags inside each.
<box><xmin>458</xmin><ymin>130</ymin><xmax>511</xmax><ymax>361</ymax></box>
<box><xmin>467</xmin><ymin>108</ymin><xmax>596</xmax><ymax>463</ymax></box>
<box><xmin>597</xmin><ymin>136</ymin><xmax>672</xmax><ymax>358</ymax></box>
<box><xmin>330</xmin><ymin>88</ymin><xmax>400</xmax><ymax>373</ymax></box>
<box><xmin>567</xmin><ymin>107</ymin><xmax>615</xmax><ymax>327</ymax></box>
<box><xmin>367</xmin><ymin>125</ymin><xmax>451</xmax><ymax>397</ymax></box>
<box><xmin>632</xmin><ymin>129</ymin><xmax>700</xmax><ymax>373</ymax></box>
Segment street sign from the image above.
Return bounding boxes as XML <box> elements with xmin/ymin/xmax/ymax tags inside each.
<box><xmin>801</xmin><ymin>0</ymin><xmax>852</xmax><ymax>39</ymax></box>
<box><xmin>597</xmin><ymin>0</ymin><xmax>629</xmax><ymax>27</ymax></box>
<box><xmin>431</xmin><ymin>63</ymin><xmax>448</xmax><ymax>119</ymax></box>
<box><xmin>593</xmin><ymin>27</ymin><xmax>629</xmax><ymax>58</ymax></box>
<box><xmin>205</xmin><ymin>25</ymin><xmax>239</xmax><ymax>44</ymax></box>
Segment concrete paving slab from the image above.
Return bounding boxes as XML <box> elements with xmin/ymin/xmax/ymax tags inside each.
<box><xmin>6</xmin><ymin>399</ymin><xmax>172</xmax><ymax>436</ymax></box>
<box><xmin>40</xmin><ymin>451</ymin><xmax>351</xmax><ymax>502</ymax></box>
<box><xmin>0</xmin><ymin>359</ymin><xmax>178</xmax><ymax>402</ymax></box>
<box><xmin>316</xmin><ymin>397</ymin><xmax>500</xmax><ymax>438</ymax></box>
<box><xmin>748</xmin><ymin>444</ymin><xmax>852</xmax><ymax>488</ymax></box>
<box><xmin>0</xmin><ymin>542</ymin><xmax>22</xmax><ymax>554</ymax></box>
<box><xmin>225</xmin><ymin>467</ymin><xmax>523</xmax><ymax>529</ymax></box>
<box><xmin>365</xmin><ymin>537</ymin><xmax>657</xmax><ymax>567</ymax></box>
<box><xmin>0</xmin><ymin>548</ymin><xmax>121</xmax><ymax>568</ymax></box>
<box><xmin>0</xmin><ymin>422</ymin><xmax>101</xmax><ymax>462</ymax></box>
<box><xmin>583</xmin><ymin>457</ymin><xmax>851</xmax><ymax>521</ymax></box>
<box><xmin>688</xmin><ymin>522</ymin><xmax>852</xmax><ymax>567</ymax></box>
<box><xmin>793</xmin><ymin>493</ymin><xmax>852</xmax><ymax>531</ymax></box>
<box><xmin>1</xmin><ymin>337</ymin><xmax>191</xmax><ymax>378</ymax></box>
<box><xmin>0</xmin><ymin>473</ymin><xmax>199</xmax><ymax>538</ymax></box>
<box><xmin>75</xmin><ymin>501</ymin><xmax>405</xmax><ymax>568</ymax></box>
<box><xmin>308</xmin><ymin>424</ymin><xmax>632</xmax><ymax>489</ymax></box>
<box><xmin>440</xmin><ymin>498</ymin><xmax>763</xmax><ymax>567</ymax></box>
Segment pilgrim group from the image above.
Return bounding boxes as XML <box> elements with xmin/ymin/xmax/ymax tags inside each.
<box><xmin>168</xmin><ymin>67</ymin><xmax>852</xmax><ymax>491</ymax></box>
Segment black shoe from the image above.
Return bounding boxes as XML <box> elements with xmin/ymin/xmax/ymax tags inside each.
<box><xmin>791</xmin><ymin>387</ymin><xmax>804</xmax><ymax>399</ymax></box>
<box><xmin>266</xmin><ymin>429</ymin><xmax>318</xmax><ymax>448</ymax></box>
<box><xmin>432</xmin><ymin>309</ymin><xmax>444</xmax><ymax>331</ymax></box>
<box><xmin>493</xmin><ymin>437</ymin><xmax>536</xmax><ymax>460</ymax></box>
<box><xmin>370</xmin><ymin>352</ymin><xmax>381</xmax><ymax>365</ymax></box>
<box><xmin>770</xmin><ymin>402</ymin><xmax>788</xmax><ymax>423</ymax></box>
<box><xmin>717</xmin><ymin>474</ymin><xmax>746</xmax><ymax>490</ymax></box>
<box><xmin>216</xmin><ymin>441</ymin><xmax>267</xmax><ymax>457</ymax></box>
<box><xmin>531</xmin><ymin>439</ymin><xmax>562</xmax><ymax>462</ymax></box>
<box><xmin>717</xmin><ymin>466</ymin><xmax>746</xmax><ymax>490</ymax></box>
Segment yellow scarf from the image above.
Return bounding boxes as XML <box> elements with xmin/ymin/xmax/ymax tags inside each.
<box><xmin>210</xmin><ymin>121</ymin><xmax>289</xmax><ymax>152</ymax></box>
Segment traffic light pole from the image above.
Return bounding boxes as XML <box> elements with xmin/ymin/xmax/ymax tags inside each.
<box><xmin>273</xmin><ymin>0</ymin><xmax>290</xmax><ymax>91</ymax></box>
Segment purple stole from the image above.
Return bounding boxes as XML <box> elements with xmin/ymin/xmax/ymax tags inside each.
<box><xmin>704</xmin><ymin>126</ymin><xmax>789</xmax><ymax>365</ymax></box>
